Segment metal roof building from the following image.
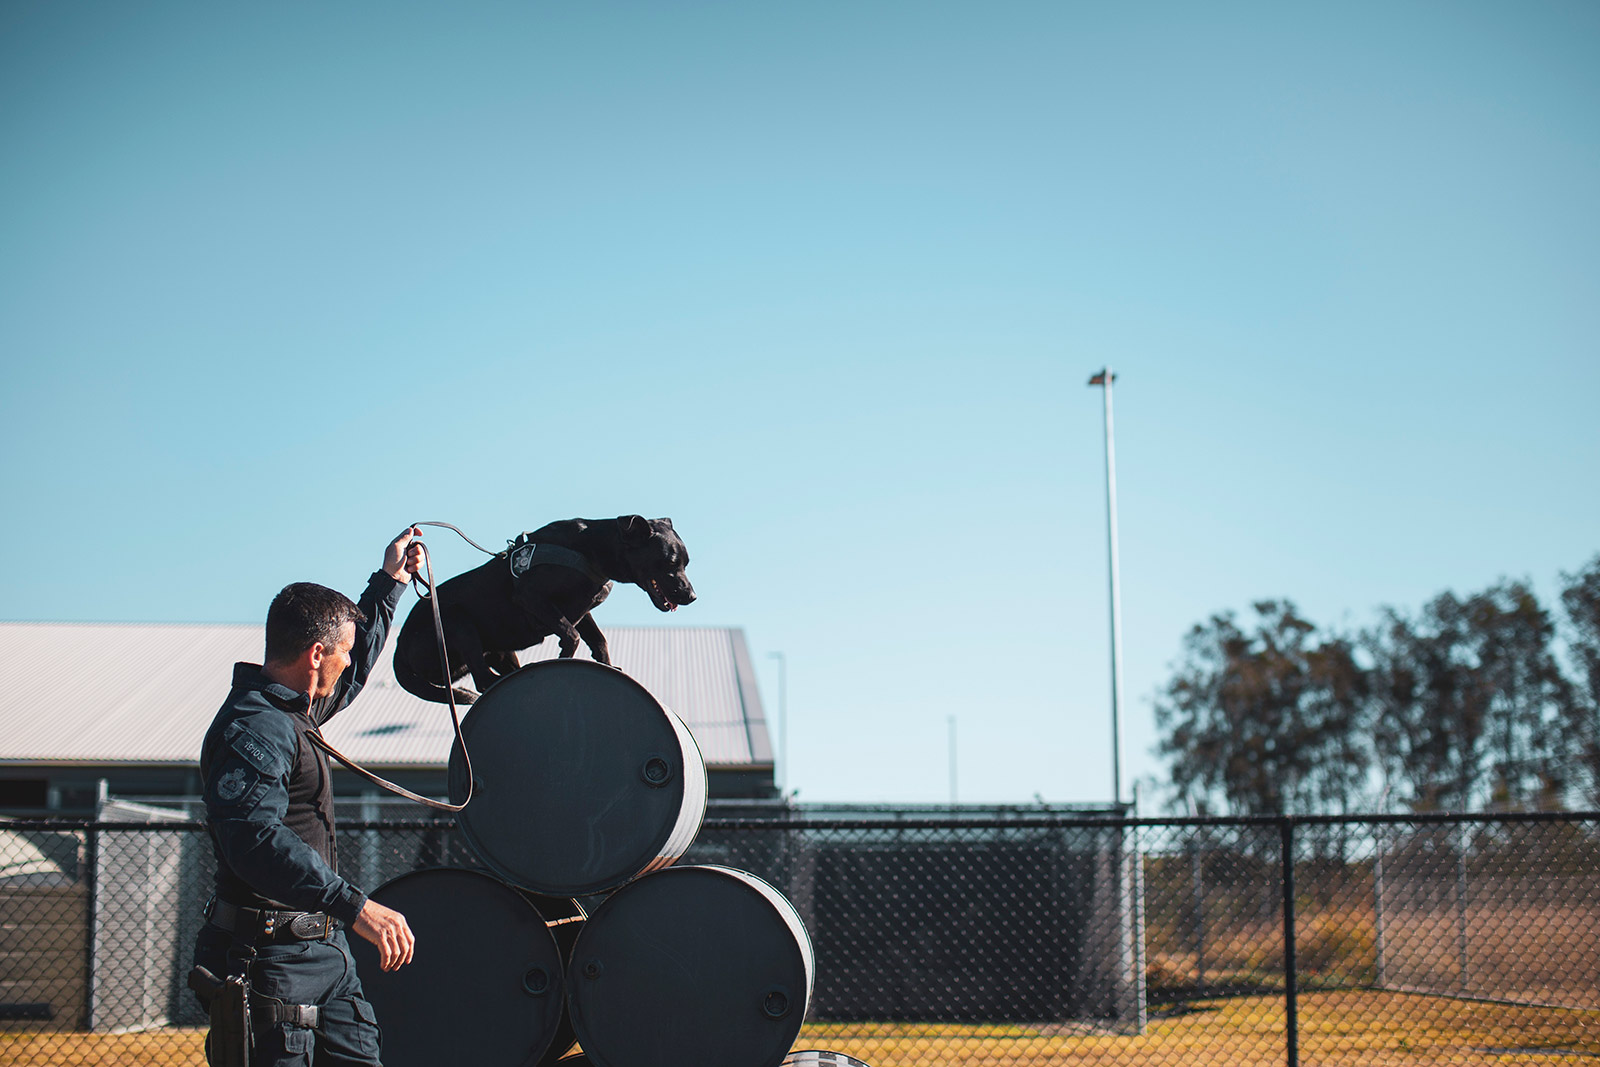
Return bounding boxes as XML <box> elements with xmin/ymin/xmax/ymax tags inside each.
<box><xmin>0</xmin><ymin>623</ymin><xmax>776</xmax><ymax>811</ymax></box>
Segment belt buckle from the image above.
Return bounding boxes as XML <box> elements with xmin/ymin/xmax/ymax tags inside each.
<box><xmin>288</xmin><ymin>912</ymin><xmax>329</xmax><ymax>940</ymax></box>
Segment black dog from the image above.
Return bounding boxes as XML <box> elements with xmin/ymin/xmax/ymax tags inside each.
<box><xmin>392</xmin><ymin>516</ymin><xmax>695</xmax><ymax>704</ymax></box>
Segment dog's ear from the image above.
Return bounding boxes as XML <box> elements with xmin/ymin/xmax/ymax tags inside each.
<box><xmin>618</xmin><ymin>515</ymin><xmax>652</xmax><ymax>543</ymax></box>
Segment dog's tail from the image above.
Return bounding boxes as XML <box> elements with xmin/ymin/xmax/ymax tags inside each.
<box><xmin>392</xmin><ymin>654</ymin><xmax>478</xmax><ymax>707</ymax></box>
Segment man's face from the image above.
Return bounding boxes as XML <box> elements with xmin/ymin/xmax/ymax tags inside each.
<box><xmin>312</xmin><ymin>621</ymin><xmax>357</xmax><ymax>699</ymax></box>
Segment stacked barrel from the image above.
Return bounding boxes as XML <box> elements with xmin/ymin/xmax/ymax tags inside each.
<box><xmin>348</xmin><ymin>659</ymin><xmax>867</xmax><ymax>1067</ymax></box>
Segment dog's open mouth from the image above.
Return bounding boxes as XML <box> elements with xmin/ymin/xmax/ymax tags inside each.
<box><xmin>647</xmin><ymin>579</ymin><xmax>678</xmax><ymax>612</ymax></box>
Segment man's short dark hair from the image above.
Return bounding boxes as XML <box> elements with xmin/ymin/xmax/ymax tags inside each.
<box><xmin>264</xmin><ymin>583</ymin><xmax>366</xmax><ymax>664</ymax></box>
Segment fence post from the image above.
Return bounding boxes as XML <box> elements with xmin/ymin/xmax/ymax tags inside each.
<box><xmin>1130</xmin><ymin>819</ymin><xmax>1147</xmax><ymax>1034</ymax></box>
<box><xmin>84</xmin><ymin>778</ymin><xmax>108</xmax><ymax>1030</ymax></box>
<box><xmin>84</xmin><ymin>820</ymin><xmax>98</xmax><ymax>1030</ymax></box>
<box><xmin>361</xmin><ymin>791</ymin><xmax>381</xmax><ymax>886</ymax></box>
<box><xmin>1456</xmin><ymin>821</ymin><xmax>1469</xmax><ymax>993</ymax></box>
<box><xmin>1111</xmin><ymin>818</ymin><xmax>1147</xmax><ymax>1034</ymax></box>
<box><xmin>1372</xmin><ymin>823</ymin><xmax>1386</xmax><ymax>988</ymax></box>
<box><xmin>1190</xmin><ymin>837</ymin><xmax>1206</xmax><ymax>994</ymax></box>
<box><xmin>1281</xmin><ymin>816</ymin><xmax>1298</xmax><ymax>1067</ymax></box>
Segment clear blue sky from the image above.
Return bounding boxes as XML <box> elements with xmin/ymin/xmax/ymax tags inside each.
<box><xmin>3</xmin><ymin>2</ymin><xmax>1596</xmax><ymax>807</ymax></box>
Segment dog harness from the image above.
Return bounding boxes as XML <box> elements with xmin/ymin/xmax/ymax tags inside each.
<box><xmin>507</xmin><ymin>539</ymin><xmax>611</xmax><ymax>587</ymax></box>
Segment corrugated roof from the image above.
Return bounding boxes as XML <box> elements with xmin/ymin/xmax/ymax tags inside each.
<box><xmin>0</xmin><ymin>623</ymin><xmax>773</xmax><ymax>769</ymax></box>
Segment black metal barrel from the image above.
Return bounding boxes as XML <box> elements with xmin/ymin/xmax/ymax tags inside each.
<box><xmin>567</xmin><ymin>865</ymin><xmax>815</xmax><ymax>1067</ymax></box>
<box><xmin>447</xmin><ymin>659</ymin><xmax>707</xmax><ymax>895</ymax></box>
<box><xmin>349</xmin><ymin>868</ymin><xmax>573</xmax><ymax>1067</ymax></box>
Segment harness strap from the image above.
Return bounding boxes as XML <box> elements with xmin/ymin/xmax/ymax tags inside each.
<box><xmin>509</xmin><ymin>539</ymin><xmax>612</xmax><ymax>587</ymax></box>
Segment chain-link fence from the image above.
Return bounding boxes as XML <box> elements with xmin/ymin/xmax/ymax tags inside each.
<box><xmin>3</xmin><ymin>809</ymin><xmax>1596</xmax><ymax>1065</ymax></box>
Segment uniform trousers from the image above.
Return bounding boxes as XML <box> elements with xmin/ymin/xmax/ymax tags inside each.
<box><xmin>193</xmin><ymin>922</ymin><xmax>382</xmax><ymax>1066</ymax></box>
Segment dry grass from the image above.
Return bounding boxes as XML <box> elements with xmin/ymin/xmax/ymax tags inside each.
<box><xmin>0</xmin><ymin>1028</ymin><xmax>204</xmax><ymax>1067</ymax></box>
<box><xmin>1144</xmin><ymin>896</ymin><xmax>1600</xmax><ymax>1008</ymax></box>
<box><xmin>1381</xmin><ymin>900</ymin><xmax>1600</xmax><ymax>1007</ymax></box>
<box><xmin>795</xmin><ymin>994</ymin><xmax>1600</xmax><ymax>1066</ymax></box>
<box><xmin>4</xmin><ymin>993</ymin><xmax>1597</xmax><ymax>1067</ymax></box>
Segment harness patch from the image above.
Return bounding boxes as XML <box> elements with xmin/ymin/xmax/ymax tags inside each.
<box><xmin>510</xmin><ymin>543</ymin><xmax>536</xmax><ymax>577</ymax></box>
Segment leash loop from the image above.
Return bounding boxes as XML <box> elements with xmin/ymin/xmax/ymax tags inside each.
<box><xmin>306</xmin><ymin>521</ymin><xmax>494</xmax><ymax>813</ymax></box>
<box><xmin>407</xmin><ymin>521</ymin><xmax>501</xmax><ymax>598</ymax></box>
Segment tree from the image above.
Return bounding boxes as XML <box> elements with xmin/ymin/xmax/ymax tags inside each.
<box><xmin>1365</xmin><ymin>597</ymin><xmax>1487</xmax><ymax>811</ymax></box>
<box><xmin>1559</xmin><ymin>555</ymin><xmax>1600</xmax><ymax>806</ymax></box>
<box><xmin>1155</xmin><ymin>600</ymin><xmax>1370</xmax><ymax>815</ymax></box>
<box><xmin>1467</xmin><ymin>581</ymin><xmax>1573</xmax><ymax>808</ymax></box>
<box><xmin>1366</xmin><ymin>581</ymin><xmax>1573</xmax><ymax>811</ymax></box>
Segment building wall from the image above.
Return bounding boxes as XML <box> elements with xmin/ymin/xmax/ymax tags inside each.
<box><xmin>0</xmin><ymin>883</ymin><xmax>87</xmax><ymax>1030</ymax></box>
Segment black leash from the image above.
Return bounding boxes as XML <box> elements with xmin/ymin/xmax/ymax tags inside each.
<box><xmin>305</xmin><ymin>521</ymin><xmax>495</xmax><ymax>814</ymax></box>
<box><xmin>407</xmin><ymin>520</ymin><xmax>501</xmax><ymax>597</ymax></box>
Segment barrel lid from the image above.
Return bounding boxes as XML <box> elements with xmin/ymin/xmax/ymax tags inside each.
<box><xmin>350</xmin><ymin>868</ymin><xmax>568</xmax><ymax>1067</ymax></box>
<box><xmin>447</xmin><ymin>659</ymin><xmax>706</xmax><ymax>895</ymax></box>
<box><xmin>568</xmin><ymin>865</ymin><xmax>814</xmax><ymax>1067</ymax></box>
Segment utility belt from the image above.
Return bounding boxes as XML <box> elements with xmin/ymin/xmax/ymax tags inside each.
<box><xmin>193</xmin><ymin>898</ymin><xmax>333</xmax><ymax>1065</ymax></box>
<box><xmin>204</xmin><ymin>895</ymin><xmax>341</xmax><ymax>944</ymax></box>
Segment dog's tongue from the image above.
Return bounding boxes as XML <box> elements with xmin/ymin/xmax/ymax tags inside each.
<box><xmin>667</xmin><ymin>603</ymin><xmax>677</xmax><ymax>612</ymax></box>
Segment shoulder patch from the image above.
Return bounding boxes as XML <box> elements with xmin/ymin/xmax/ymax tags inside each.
<box><xmin>216</xmin><ymin>766</ymin><xmax>252</xmax><ymax>802</ymax></box>
<box><xmin>222</xmin><ymin>720</ymin><xmax>291</xmax><ymax>779</ymax></box>
<box><xmin>206</xmin><ymin>756</ymin><xmax>268</xmax><ymax>812</ymax></box>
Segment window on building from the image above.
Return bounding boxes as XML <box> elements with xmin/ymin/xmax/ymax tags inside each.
<box><xmin>0</xmin><ymin>779</ymin><xmax>49</xmax><ymax>809</ymax></box>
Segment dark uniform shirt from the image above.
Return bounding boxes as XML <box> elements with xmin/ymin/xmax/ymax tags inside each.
<box><xmin>200</xmin><ymin>572</ymin><xmax>407</xmax><ymax>925</ymax></box>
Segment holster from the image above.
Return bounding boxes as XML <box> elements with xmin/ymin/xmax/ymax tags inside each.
<box><xmin>189</xmin><ymin>965</ymin><xmax>251</xmax><ymax>1067</ymax></box>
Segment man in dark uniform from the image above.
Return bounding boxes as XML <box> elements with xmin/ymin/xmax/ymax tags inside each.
<box><xmin>193</xmin><ymin>527</ymin><xmax>424</xmax><ymax>1066</ymax></box>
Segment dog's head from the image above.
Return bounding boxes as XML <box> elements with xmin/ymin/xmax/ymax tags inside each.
<box><xmin>618</xmin><ymin>515</ymin><xmax>696</xmax><ymax>612</ymax></box>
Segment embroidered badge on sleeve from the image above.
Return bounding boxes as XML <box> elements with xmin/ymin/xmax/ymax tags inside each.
<box><xmin>216</xmin><ymin>766</ymin><xmax>252</xmax><ymax>803</ymax></box>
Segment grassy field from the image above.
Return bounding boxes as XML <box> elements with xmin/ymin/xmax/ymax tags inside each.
<box><xmin>4</xmin><ymin>993</ymin><xmax>1597</xmax><ymax>1066</ymax></box>
<box><xmin>1143</xmin><ymin>889</ymin><xmax>1600</xmax><ymax>1010</ymax></box>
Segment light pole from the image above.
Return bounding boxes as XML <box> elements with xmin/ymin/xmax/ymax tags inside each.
<box><xmin>948</xmin><ymin>715</ymin><xmax>958</xmax><ymax>807</ymax></box>
<box><xmin>1088</xmin><ymin>367</ymin><xmax>1126</xmax><ymax>808</ymax></box>
<box><xmin>767</xmin><ymin>651</ymin><xmax>788</xmax><ymax>795</ymax></box>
